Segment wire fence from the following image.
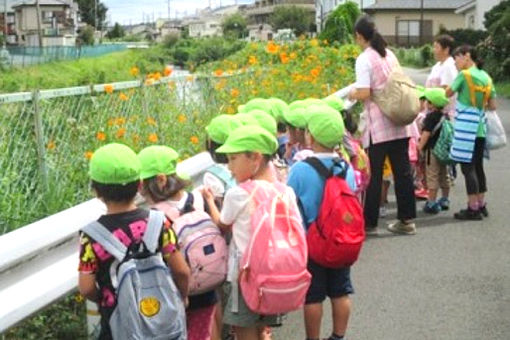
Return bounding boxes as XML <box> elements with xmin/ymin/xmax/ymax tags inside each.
<box><xmin>1</xmin><ymin>44</ymin><xmax>128</xmax><ymax>67</ymax></box>
<box><xmin>0</xmin><ymin>72</ymin><xmax>243</xmax><ymax>235</ymax></box>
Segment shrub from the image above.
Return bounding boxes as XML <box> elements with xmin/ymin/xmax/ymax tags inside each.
<box><xmin>420</xmin><ymin>44</ymin><xmax>434</xmax><ymax>67</ymax></box>
<box><xmin>222</xmin><ymin>13</ymin><xmax>248</xmax><ymax>39</ymax></box>
<box><xmin>270</xmin><ymin>5</ymin><xmax>313</xmax><ymax>36</ymax></box>
<box><xmin>77</xmin><ymin>25</ymin><xmax>95</xmax><ymax>46</ymax></box>
<box><xmin>437</xmin><ymin>27</ymin><xmax>488</xmax><ymax>48</ymax></box>
<box><xmin>319</xmin><ymin>1</ymin><xmax>361</xmax><ymax>44</ymax></box>
<box><xmin>162</xmin><ymin>32</ymin><xmax>180</xmax><ymax>48</ymax></box>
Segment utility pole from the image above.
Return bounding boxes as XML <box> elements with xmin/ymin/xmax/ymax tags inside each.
<box><xmin>419</xmin><ymin>0</ymin><xmax>424</xmax><ymax>45</ymax></box>
<box><xmin>168</xmin><ymin>0</ymin><xmax>171</xmax><ymax>19</ymax></box>
<box><xmin>94</xmin><ymin>0</ymin><xmax>98</xmax><ymax>30</ymax></box>
<box><xmin>35</xmin><ymin>0</ymin><xmax>43</xmax><ymax>48</ymax></box>
<box><xmin>3</xmin><ymin>0</ymin><xmax>7</xmax><ymax>46</ymax></box>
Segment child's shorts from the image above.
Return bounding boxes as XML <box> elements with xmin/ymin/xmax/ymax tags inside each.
<box><xmin>223</xmin><ymin>282</ymin><xmax>280</xmax><ymax>328</ymax></box>
<box><xmin>425</xmin><ymin>152</ymin><xmax>450</xmax><ymax>190</ymax></box>
<box><xmin>305</xmin><ymin>259</ymin><xmax>354</xmax><ymax>304</ymax></box>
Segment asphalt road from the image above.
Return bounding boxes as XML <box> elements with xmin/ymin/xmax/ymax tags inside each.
<box><xmin>273</xmin><ymin>67</ymin><xmax>510</xmax><ymax>340</ymax></box>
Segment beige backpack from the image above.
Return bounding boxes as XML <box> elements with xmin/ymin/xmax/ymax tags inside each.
<box><xmin>372</xmin><ymin>66</ymin><xmax>420</xmax><ymax>126</ymax></box>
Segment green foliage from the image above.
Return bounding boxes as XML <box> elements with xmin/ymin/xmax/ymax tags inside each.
<box><xmin>269</xmin><ymin>5</ymin><xmax>313</xmax><ymax>37</ymax></box>
<box><xmin>77</xmin><ymin>25</ymin><xmax>95</xmax><ymax>46</ymax></box>
<box><xmin>420</xmin><ymin>44</ymin><xmax>434</xmax><ymax>67</ymax></box>
<box><xmin>319</xmin><ymin>1</ymin><xmax>361</xmax><ymax>44</ymax></box>
<box><xmin>106</xmin><ymin>22</ymin><xmax>125</xmax><ymax>39</ymax></box>
<box><xmin>393</xmin><ymin>46</ymin><xmax>434</xmax><ymax>68</ymax></box>
<box><xmin>438</xmin><ymin>27</ymin><xmax>488</xmax><ymax>48</ymax></box>
<box><xmin>478</xmin><ymin>0</ymin><xmax>510</xmax><ymax>80</ymax></box>
<box><xmin>5</xmin><ymin>294</ymin><xmax>87</xmax><ymax>340</ymax></box>
<box><xmin>222</xmin><ymin>13</ymin><xmax>248</xmax><ymax>39</ymax></box>
<box><xmin>162</xmin><ymin>32</ymin><xmax>180</xmax><ymax>48</ymax></box>
<box><xmin>77</xmin><ymin>0</ymin><xmax>108</xmax><ymax>30</ymax></box>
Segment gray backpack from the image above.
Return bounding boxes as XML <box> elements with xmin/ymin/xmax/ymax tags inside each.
<box><xmin>82</xmin><ymin>210</ymin><xmax>186</xmax><ymax>340</ymax></box>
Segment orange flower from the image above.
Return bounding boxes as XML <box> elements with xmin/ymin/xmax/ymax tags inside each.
<box><xmin>96</xmin><ymin>131</ymin><xmax>106</xmax><ymax>141</ymax></box>
<box><xmin>119</xmin><ymin>92</ymin><xmax>128</xmax><ymax>101</ymax></box>
<box><xmin>47</xmin><ymin>140</ymin><xmax>56</xmax><ymax>150</ymax></box>
<box><xmin>190</xmin><ymin>135</ymin><xmax>199</xmax><ymax>145</ymax></box>
<box><xmin>147</xmin><ymin>117</ymin><xmax>157</xmax><ymax>126</ymax></box>
<box><xmin>130</xmin><ymin>66</ymin><xmax>139</xmax><ymax>76</ymax></box>
<box><xmin>84</xmin><ymin>151</ymin><xmax>94</xmax><ymax>160</ymax></box>
<box><xmin>153</xmin><ymin>72</ymin><xmax>162</xmax><ymax>81</ymax></box>
<box><xmin>104</xmin><ymin>84</ymin><xmax>114</xmax><ymax>94</ymax></box>
<box><xmin>266</xmin><ymin>41</ymin><xmax>279</xmax><ymax>54</ymax></box>
<box><xmin>215</xmin><ymin>69</ymin><xmax>224</xmax><ymax>77</ymax></box>
<box><xmin>164</xmin><ymin>66</ymin><xmax>173</xmax><ymax>77</ymax></box>
<box><xmin>248</xmin><ymin>55</ymin><xmax>257</xmax><ymax>65</ymax></box>
<box><xmin>148</xmin><ymin>133</ymin><xmax>158</xmax><ymax>143</ymax></box>
<box><xmin>279</xmin><ymin>52</ymin><xmax>290</xmax><ymax>64</ymax></box>
<box><xmin>115</xmin><ymin>128</ymin><xmax>126</xmax><ymax>139</ymax></box>
<box><xmin>230</xmin><ymin>88</ymin><xmax>240</xmax><ymax>97</ymax></box>
<box><xmin>115</xmin><ymin>117</ymin><xmax>126</xmax><ymax>126</ymax></box>
<box><xmin>178</xmin><ymin>114</ymin><xmax>187</xmax><ymax>123</ymax></box>
<box><xmin>310</xmin><ymin>68</ymin><xmax>321</xmax><ymax>78</ymax></box>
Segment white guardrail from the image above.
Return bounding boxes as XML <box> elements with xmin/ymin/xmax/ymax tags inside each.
<box><xmin>0</xmin><ymin>86</ymin><xmax>355</xmax><ymax>334</ymax></box>
<box><xmin>0</xmin><ymin>152</ymin><xmax>215</xmax><ymax>334</ymax></box>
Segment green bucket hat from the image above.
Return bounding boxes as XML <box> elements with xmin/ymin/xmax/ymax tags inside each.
<box><xmin>307</xmin><ymin>105</ymin><xmax>345</xmax><ymax>148</ymax></box>
<box><xmin>216</xmin><ymin>125</ymin><xmax>278</xmax><ymax>155</ymax></box>
<box><xmin>423</xmin><ymin>88</ymin><xmax>449</xmax><ymax>108</ymax></box>
<box><xmin>235</xmin><ymin>113</ymin><xmax>259</xmax><ymax>126</ymax></box>
<box><xmin>238</xmin><ymin>98</ymin><xmax>272</xmax><ymax>115</ymax></box>
<box><xmin>206</xmin><ymin>114</ymin><xmax>243</xmax><ymax>144</ymax></box>
<box><xmin>283</xmin><ymin>107</ymin><xmax>308</xmax><ymax>129</ymax></box>
<box><xmin>289</xmin><ymin>98</ymin><xmax>327</xmax><ymax>111</ymax></box>
<box><xmin>268</xmin><ymin>97</ymin><xmax>289</xmax><ymax>122</ymax></box>
<box><xmin>138</xmin><ymin>145</ymin><xmax>179</xmax><ymax>180</ymax></box>
<box><xmin>246</xmin><ymin>109</ymin><xmax>278</xmax><ymax>136</ymax></box>
<box><xmin>89</xmin><ymin>143</ymin><xmax>140</xmax><ymax>185</ymax></box>
<box><xmin>323</xmin><ymin>95</ymin><xmax>345</xmax><ymax>112</ymax></box>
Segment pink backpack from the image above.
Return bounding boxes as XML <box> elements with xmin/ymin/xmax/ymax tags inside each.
<box><xmin>238</xmin><ymin>180</ymin><xmax>311</xmax><ymax>315</ymax></box>
<box><xmin>154</xmin><ymin>193</ymin><xmax>228</xmax><ymax>295</ymax></box>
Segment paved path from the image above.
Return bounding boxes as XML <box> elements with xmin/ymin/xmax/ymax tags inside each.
<box><xmin>273</xmin><ymin>68</ymin><xmax>510</xmax><ymax>340</ymax></box>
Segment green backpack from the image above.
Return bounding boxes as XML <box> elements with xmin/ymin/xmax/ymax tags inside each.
<box><xmin>432</xmin><ymin>117</ymin><xmax>454</xmax><ymax>164</ymax></box>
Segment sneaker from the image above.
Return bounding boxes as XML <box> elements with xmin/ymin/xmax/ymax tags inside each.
<box><xmin>365</xmin><ymin>226</ymin><xmax>379</xmax><ymax>236</ymax></box>
<box><xmin>438</xmin><ymin>197</ymin><xmax>450</xmax><ymax>211</ymax></box>
<box><xmin>454</xmin><ymin>208</ymin><xmax>483</xmax><ymax>221</ymax></box>
<box><xmin>379</xmin><ymin>206</ymin><xmax>388</xmax><ymax>218</ymax></box>
<box><xmin>414</xmin><ymin>188</ymin><xmax>428</xmax><ymax>200</ymax></box>
<box><xmin>423</xmin><ymin>201</ymin><xmax>441</xmax><ymax>214</ymax></box>
<box><xmin>480</xmin><ymin>204</ymin><xmax>489</xmax><ymax>217</ymax></box>
<box><xmin>387</xmin><ymin>221</ymin><xmax>416</xmax><ymax>235</ymax></box>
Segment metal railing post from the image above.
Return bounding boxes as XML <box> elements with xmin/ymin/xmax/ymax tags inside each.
<box><xmin>32</xmin><ymin>89</ymin><xmax>48</xmax><ymax>188</ymax></box>
<box><xmin>86</xmin><ymin>300</ymin><xmax>101</xmax><ymax>339</ymax></box>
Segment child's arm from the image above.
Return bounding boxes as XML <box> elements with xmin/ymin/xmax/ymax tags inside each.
<box><xmin>78</xmin><ymin>273</ymin><xmax>99</xmax><ymax>302</ymax></box>
<box><xmin>201</xmin><ymin>187</ymin><xmax>232</xmax><ymax>232</ymax></box>
<box><xmin>165</xmin><ymin>250</ymin><xmax>190</xmax><ymax>304</ymax></box>
<box><xmin>418</xmin><ymin>131</ymin><xmax>431</xmax><ymax>151</ymax></box>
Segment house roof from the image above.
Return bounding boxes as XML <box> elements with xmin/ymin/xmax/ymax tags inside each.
<box><xmin>12</xmin><ymin>0</ymin><xmax>72</xmax><ymax>8</ymax></box>
<box><xmin>365</xmin><ymin>0</ymin><xmax>473</xmax><ymax>11</ymax></box>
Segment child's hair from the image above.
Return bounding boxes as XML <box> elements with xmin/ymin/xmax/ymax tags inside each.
<box><xmin>277</xmin><ymin>122</ymin><xmax>287</xmax><ymax>134</ymax></box>
<box><xmin>245</xmin><ymin>151</ymin><xmax>273</xmax><ymax>164</ymax></box>
<box><xmin>91</xmin><ymin>180</ymin><xmax>139</xmax><ymax>203</ymax></box>
<box><xmin>434</xmin><ymin>34</ymin><xmax>455</xmax><ymax>55</ymax></box>
<box><xmin>142</xmin><ymin>174</ymin><xmax>191</xmax><ymax>203</ymax></box>
<box><xmin>206</xmin><ymin>138</ymin><xmax>228</xmax><ymax>164</ymax></box>
<box><xmin>453</xmin><ymin>44</ymin><xmax>484</xmax><ymax>69</ymax></box>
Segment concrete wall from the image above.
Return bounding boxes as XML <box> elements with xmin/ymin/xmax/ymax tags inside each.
<box><xmin>16</xmin><ymin>6</ymin><xmax>68</xmax><ymax>31</ymax></box>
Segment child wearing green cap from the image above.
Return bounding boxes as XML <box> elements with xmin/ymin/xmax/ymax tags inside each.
<box><xmin>283</xmin><ymin>104</ymin><xmax>313</xmax><ymax>165</ymax></box>
<box><xmin>201</xmin><ymin>126</ymin><xmax>302</xmax><ymax>340</ymax></box>
<box><xmin>287</xmin><ymin>106</ymin><xmax>358</xmax><ymax>340</ymax></box>
<box><xmin>418</xmin><ymin>88</ymin><xmax>452</xmax><ymax>214</ymax></box>
<box><xmin>78</xmin><ymin>143</ymin><xmax>190</xmax><ymax>340</ymax></box>
<box><xmin>138</xmin><ymin>145</ymin><xmax>223</xmax><ymax>340</ymax></box>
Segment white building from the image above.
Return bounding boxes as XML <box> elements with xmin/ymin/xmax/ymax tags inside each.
<box><xmin>455</xmin><ymin>0</ymin><xmax>504</xmax><ymax>30</ymax></box>
<box><xmin>315</xmin><ymin>0</ymin><xmax>375</xmax><ymax>32</ymax></box>
<box><xmin>185</xmin><ymin>4</ymin><xmax>246</xmax><ymax>38</ymax></box>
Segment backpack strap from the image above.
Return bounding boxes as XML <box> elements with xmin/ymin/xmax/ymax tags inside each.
<box><xmin>304</xmin><ymin>157</ymin><xmax>332</xmax><ymax>179</ymax></box>
<box><xmin>142</xmin><ymin>210</ymin><xmax>165</xmax><ymax>254</ymax></box>
<box><xmin>207</xmin><ymin>165</ymin><xmax>233</xmax><ymax>188</ymax></box>
<box><xmin>462</xmin><ymin>70</ymin><xmax>492</xmax><ymax>108</ymax></box>
<box><xmin>432</xmin><ymin>116</ymin><xmax>446</xmax><ymax>136</ymax></box>
<box><xmin>81</xmin><ymin>221</ymin><xmax>127</xmax><ymax>262</ymax></box>
<box><xmin>180</xmin><ymin>192</ymin><xmax>195</xmax><ymax>215</ymax></box>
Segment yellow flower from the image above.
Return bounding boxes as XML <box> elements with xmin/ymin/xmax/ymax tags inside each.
<box><xmin>230</xmin><ymin>88</ymin><xmax>240</xmax><ymax>97</ymax></box>
<box><xmin>148</xmin><ymin>133</ymin><xmax>158</xmax><ymax>143</ymax></box>
<box><xmin>190</xmin><ymin>135</ymin><xmax>199</xmax><ymax>145</ymax></box>
<box><xmin>248</xmin><ymin>55</ymin><xmax>258</xmax><ymax>65</ymax></box>
<box><xmin>290</xmin><ymin>52</ymin><xmax>297</xmax><ymax>60</ymax></box>
<box><xmin>147</xmin><ymin>117</ymin><xmax>157</xmax><ymax>126</ymax></box>
<box><xmin>145</xmin><ymin>78</ymin><xmax>155</xmax><ymax>86</ymax></box>
<box><xmin>178</xmin><ymin>114</ymin><xmax>187</xmax><ymax>123</ymax></box>
<box><xmin>104</xmin><ymin>84</ymin><xmax>114</xmax><ymax>94</ymax></box>
<box><xmin>266</xmin><ymin>41</ymin><xmax>279</xmax><ymax>54</ymax></box>
<box><xmin>279</xmin><ymin>52</ymin><xmax>290</xmax><ymax>64</ymax></box>
<box><xmin>96</xmin><ymin>131</ymin><xmax>106</xmax><ymax>141</ymax></box>
<box><xmin>75</xmin><ymin>294</ymin><xmax>84</xmax><ymax>303</ymax></box>
<box><xmin>186</xmin><ymin>75</ymin><xmax>194</xmax><ymax>82</ymax></box>
<box><xmin>323</xmin><ymin>39</ymin><xmax>329</xmax><ymax>45</ymax></box>
<box><xmin>130</xmin><ymin>66</ymin><xmax>139</xmax><ymax>77</ymax></box>
<box><xmin>226</xmin><ymin>106</ymin><xmax>236</xmax><ymax>114</ymax></box>
<box><xmin>115</xmin><ymin>117</ymin><xmax>126</xmax><ymax>126</ymax></box>
<box><xmin>153</xmin><ymin>72</ymin><xmax>162</xmax><ymax>81</ymax></box>
<box><xmin>84</xmin><ymin>151</ymin><xmax>94</xmax><ymax>160</ymax></box>
<box><xmin>164</xmin><ymin>66</ymin><xmax>173</xmax><ymax>77</ymax></box>
<box><xmin>47</xmin><ymin>140</ymin><xmax>56</xmax><ymax>150</ymax></box>
<box><xmin>310</xmin><ymin>39</ymin><xmax>319</xmax><ymax>47</ymax></box>
<box><xmin>119</xmin><ymin>92</ymin><xmax>128</xmax><ymax>101</ymax></box>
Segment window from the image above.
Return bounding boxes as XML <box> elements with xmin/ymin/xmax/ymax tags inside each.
<box><xmin>397</xmin><ymin>20</ymin><xmax>431</xmax><ymax>46</ymax></box>
<box><xmin>42</xmin><ymin>11</ymin><xmax>53</xmax><ymax>23</ymax></box>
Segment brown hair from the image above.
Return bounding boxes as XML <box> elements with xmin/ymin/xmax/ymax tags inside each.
<box><xmin>142</xmin><ymin>174</ymin><xmax>191</xmax><ymax>203</ymax></box>
<box><xmin>434</xmin><ymin>34</ymin><xmax>455</xmax><ymax>55</ymax></box>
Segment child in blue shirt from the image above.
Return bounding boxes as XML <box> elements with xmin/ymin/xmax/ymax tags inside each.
<box><xmin>287</xmin><ymin>104</ymin><xmax>356</xmax><ymax>340</ymax></box>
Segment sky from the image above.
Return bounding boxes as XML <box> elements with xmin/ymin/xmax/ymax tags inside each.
<box><xmin>103</xmin><ymin>0</ymin><xmax>254</xmax><ymax>25</ymax></box>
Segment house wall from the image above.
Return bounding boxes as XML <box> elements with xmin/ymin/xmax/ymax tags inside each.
<box><xmin>16</xmin><ymin>6</ymin><xmax>68</xmax><ymax>31</ymax></box>
<box><xmin>474</xmin><ymin>0</ymin><xmax>501</xmax><ymax>30</ymax></box>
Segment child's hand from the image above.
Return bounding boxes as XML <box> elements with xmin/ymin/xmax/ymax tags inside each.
<box><xmin>201</xmin><ymin>186</ymin><xmax>215</xmax><ymax>203</ymax></box>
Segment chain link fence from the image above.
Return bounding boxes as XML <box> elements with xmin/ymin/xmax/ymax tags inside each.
<box><xmin>0</xmin><ymin>72</ymin><xmax>238</xmax><ymax>235</ymax></box>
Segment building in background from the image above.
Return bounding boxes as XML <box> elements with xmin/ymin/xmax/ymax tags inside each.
<box><xmin>454</xmin><ymin>0</ymin><xmax>503</xmax><ymax>30</ymax></box>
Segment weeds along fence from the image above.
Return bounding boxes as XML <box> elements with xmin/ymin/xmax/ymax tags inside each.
<box><xmin>0</xmin><ymin>72</ymin><xmax>244</xmax><ymax>236</ymax></box>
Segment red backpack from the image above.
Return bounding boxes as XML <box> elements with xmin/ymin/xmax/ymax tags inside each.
<box><xmin>304</xmin><ymin>157</ymin><xmax>365</xmax><ymax>268</ymax></box>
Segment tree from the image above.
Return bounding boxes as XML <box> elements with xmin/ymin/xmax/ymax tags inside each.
<box><xmin>319</xmin><ymin>1</ymin><xmax>361</xmax><ymax>44</ymax></box>
<box><xmin>269</xmin><ymin>6</ymin><xmax>313</xmax><ymax>37</ymax></box>
<box><xmin>106</xmin><ymin>22</ymin><xmax>125</xmax><ymax>39</ymax></box>
<box><xmin>77</xmin><ymin>0</ymin><xmax>108</xmax><ymax>31</ymax></box>
<box><xmin>222</xmin><ymin>13</ymin><xmax>248</xmax><ymax>39</ymax></box>
<box><xmin>77</xmin><ymin>25</ymin><xmax>95</xmax><ymax>45</ymax></box>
